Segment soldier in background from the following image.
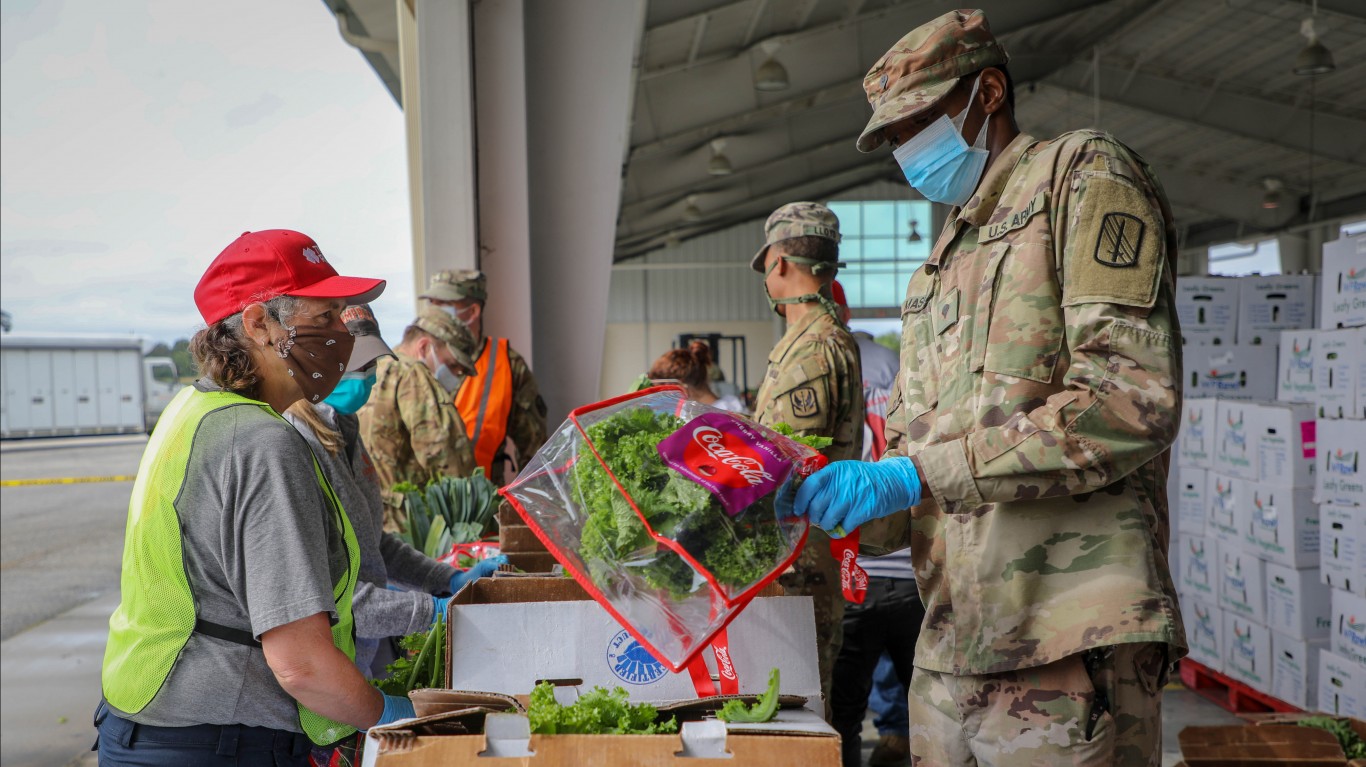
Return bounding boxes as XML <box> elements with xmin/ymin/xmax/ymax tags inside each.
<box><xmin>749</xmin><ymin>202</ymin><xmax>865</xmax><ymax>716</ymax></box>
<box><xmin>788</xmin><ymin>10</ymin><xmax>1184</xmax><ymax>765</ymax></box>
<box><xmin>421</xmin><ymin>270</ymin><xmax>548</xmax><ymax>484</ymax></box>
<box><xmin>359</xmin><ymin>308</ymin><xmax>478</xmax><ymax>531</ymax></box>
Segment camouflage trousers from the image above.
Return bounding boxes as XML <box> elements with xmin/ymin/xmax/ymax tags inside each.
<box><xmin>777</xmin><ymin>528</ymin><xmax>845</xmax><ymax>719</ymax></box>
<box><xmin>906</xmin><ymin>643</ymin><xmax>1170</xmax><ymax>767</ymax></box>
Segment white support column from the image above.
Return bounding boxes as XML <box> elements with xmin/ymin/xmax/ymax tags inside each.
<box><xmin>524</xmin><ymin>0</ymin><xmax>647</xmax><ymax>421</ymax></box>
<box><xmin>397</xmin><ymin>0</ymin><xmax>423</xmax><ymax>299</ymax></box>
<box><xmin>472</xmin><ymin>0</ymin><xmax>534</xmax><ymax>358</ymax></box>
<box><xmin>403</xmin><ymin>0</ymin><xmax>479</xmax><ymax>305</ymax></box>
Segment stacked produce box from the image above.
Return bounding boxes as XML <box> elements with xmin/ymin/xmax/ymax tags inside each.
<box><xmin>1313</xmin><ymin>235</ymin><xmax>1366</xmax><ymax>719</ymax></box>
<box><xmin>1171</xmin><ymin>234</ymin><xmax>1366</xmax><ymax>716</ymax></box>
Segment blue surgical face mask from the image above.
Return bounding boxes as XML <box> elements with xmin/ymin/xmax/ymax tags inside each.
<box><xmin>323</xmin><ymin>369</ymin><xmax>377</xmax><ymax>414</ymax></box>
<box><xmin>892</xmin><ymin>74</ymin><xmax>990</xmax><ymax>208</ymax></box>
<box><xmin>426</xmin><ymin>348</ymin><xmax>464</xmax><ymax>393</ymax></box>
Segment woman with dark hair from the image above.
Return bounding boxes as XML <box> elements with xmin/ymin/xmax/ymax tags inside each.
<box><xmin>96</xmin><ymin>230</ymin><xmax>414</xmax><ymax>766</ymax></box>
<box><xmin>648</xmin><ymin>341</ymin><xmax>746</xmax><ymax>413</ymax></box>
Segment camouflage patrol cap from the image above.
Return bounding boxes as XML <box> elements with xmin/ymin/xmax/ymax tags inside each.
<box><xmin>421</xmin><ymin>269</ymin><xmax>487</xmax><ymax>303</ymax></box>
<box><xmin>749</xmin><ymin>201</ymin><xmax>842</xmax><ymax>273</ymax></box>
<box><xmin>411</xmin><ymin>307</ymin><xmax>476</xmax><ymax>374</ymax></box>
<box><xmin>856</xmin><ymin>9</ymin><xmax>1009</xmax><ymax>153</ymax></box>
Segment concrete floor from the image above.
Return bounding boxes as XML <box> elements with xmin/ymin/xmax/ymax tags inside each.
<box><xmin>0</xmin><ymin>435</ymin><xmax>1252</xmax><ymax>767</ymax></box>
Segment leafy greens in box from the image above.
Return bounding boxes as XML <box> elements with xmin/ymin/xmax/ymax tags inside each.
<box><xmin>501</xmin><ymin>387</ymin><xmax>824</xmax><ymax>673</ymax></box>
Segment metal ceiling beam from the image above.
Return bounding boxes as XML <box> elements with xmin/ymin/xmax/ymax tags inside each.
<box><xmin>632</xmin><ymin>0</ymin><xmax>1132</xmax><ymax>157</ymax></box>
<box><xmin>629</xmin><ymin>81</ymin><xmax>862</xmax><ymax>161</ymax></box>
<box><xmin>686</xmin><ymin>13</ymin><xmax>711</xmax><ymax>64</ymax></box>
<box><xmin>616</xmin><ymin>164</ymin><xmax>898</xmax><ymax>258</ymax></box>
<box><xmin>1042</xmin><ymin>64</ymin><xmax>1366</xmax><ymax>168</ymax></box>
<box><xmin>623</xmin><ymin>135</ymin><xmax>866</xmax><ymax>218</ymax></box>
<box><xmin>1277</xmin><ymin>0</ymin><xmax>1366</xmax><ymax>24</ymax></box>
<box><xmin>647</xmin><ymin>0</ymin><xmax>753</xmax><ymax>31</ymax></box>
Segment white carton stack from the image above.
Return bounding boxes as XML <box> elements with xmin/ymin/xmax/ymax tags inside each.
<box><xmin>1238</xmin><ymin>274</ymin><xmax>1317</xmax><ymax>345</ymax></box>
<box><xmin>1311</xmin><ymin>234</ymin><xmax>1366</xmax><ymax>719</ymax></box>
<box><xmin>1178</xmin><ymin>277</ymin><xmax>1240</xmax><ymax>345</ymax></box>
<box><xmin>1172</xmin><ymin>398</ymin><xmax>1226</xmax><ymax>674</ymax></box>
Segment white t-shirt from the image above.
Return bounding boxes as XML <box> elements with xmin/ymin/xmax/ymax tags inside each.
<box><xmin>711</xmin><ymin>394</ymin><xmax>747</xmax><ymax>413</ymax></box>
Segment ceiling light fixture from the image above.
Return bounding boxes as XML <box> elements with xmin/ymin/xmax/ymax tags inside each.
<box><xmin>1293</xmin><ymin>10</ymin><xmax>1335</xmax><ymax>76</ymax></box>
<box><xmin>707</xmin><ymin>138</ymin><xmax>733</xmax><ymax>176</ymax></box>
<box><xmin>754</xmin><ymin>40</ymin><xmax>790</xmax><ymax>92</ymax></box>
<box><xmin>1260</xmin><ymin>178</ymin><xmax>1286</xmax><ymax>210</ymax></box>
<box><xmin>682</xmin><ymin>195</ymin><xmax>703</xmax><ymax>222</ymax></box>
<box><xmin>906</xmin><ymin>220</ymin><xmax>922</xmax><ymax>243</ymax></box>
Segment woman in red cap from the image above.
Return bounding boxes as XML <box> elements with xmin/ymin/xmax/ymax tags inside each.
<box><xmin>95</xmin><ymin>230</ymin><xmax>411</xmax><ymax>766</ymax></box>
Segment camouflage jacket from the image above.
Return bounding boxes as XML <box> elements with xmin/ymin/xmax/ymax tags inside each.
<box><xmin>882</xmin><ymin>130</ymin><xmax>1185</xmax><ymax>675</ymax></box>
<box><xmin>358</xmin><ymin>353</ymin><xmax>475</xmax><ymax>530</ymax></box>
<box><xmin>755</xmin><ymin>308</ymin><xmax>865</xmax><ymax>464</ymax></box>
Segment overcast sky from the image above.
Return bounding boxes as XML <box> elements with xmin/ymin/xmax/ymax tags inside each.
<box><xmin>1</xmin><ymin>0</ymin><xmax>415</xmax><ymax>348</ymax></box>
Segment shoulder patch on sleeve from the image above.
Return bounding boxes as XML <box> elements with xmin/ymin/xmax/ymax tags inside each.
<box><xmin>790</xmin><ymin>386</ymin><xmax>819</xmax><ymax>418</ymax></box>
<box><xmin>1063</xmin><ymin>175</ymin><xmax>1162</xmax><ymax>309</ymax></box>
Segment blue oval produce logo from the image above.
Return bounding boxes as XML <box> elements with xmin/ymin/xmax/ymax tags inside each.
<box><xmin>606</xmin><ymin>630</ymin><xmax>665</xmax><ymax>685</ymax></box>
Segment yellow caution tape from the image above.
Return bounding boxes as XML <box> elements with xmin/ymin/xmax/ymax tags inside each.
<box><xmin>0</xmin><ymin>475</ymin><xmax>136</xmax><ymax>487</ymax></box>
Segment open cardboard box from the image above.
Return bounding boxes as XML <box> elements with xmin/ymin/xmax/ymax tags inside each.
<box><xmin>1176</xmin><ymin>714</ymin><xmax>1366</xmax><ymax>767</ymax></box>
<box><xmin>363</xmin><ymin>577</ymin><xmax>839</xmax><ymax>765</ymax></box>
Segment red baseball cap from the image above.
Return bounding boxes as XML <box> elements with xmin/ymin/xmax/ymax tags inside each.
<box><xmin>194</xmin><ymin>230</ymin><xmax>386</xmax><ymax>325</ymax></box>
<box><xmin>830</xmin><ymin>279</ymin><xmax>848</xmax><ymax>308</ymax></box>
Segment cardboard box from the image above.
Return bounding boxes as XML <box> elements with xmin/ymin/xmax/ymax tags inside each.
<box><xmin>1238</xmin><ymin>274</ymin><xmax>1317</xmax><ymax>345</ymax></box>
<box><xmin>1181</xmin><ymin>535</ymin><xmax>1221</xmax><ymax>601</ymax></box>
<box><xmin>1178</xmin><ymin>277</ymin><xmax>1241</xmax><ymax>345</ymax></box>
<box><xmin>1316</xmin><ymin>419</ymin><xmax>1366</xmax><ymax>507</ymax></box>
<box><xmin>1271</xmin><ymin>632</ymin><xmax>1327</xmax><ymax>710</ymax></box>
<box><xmin>361</xmin><ymin>578</ymin><xmax>841</xmax><ymax>767</ymax></box>
<box><xmin>1319</xmin><ymin>650</ymin><xmax>1366</xmax><ymax>718</ymax></box>
<box><xmin>1220</xmin><ymin>547</ymin><xmax>1267</xmax><ymax>624</ymax></box>
<box><xmin>364</xmin><ymin>710</ymin><xmax>841</xmax><ymax>767</ymax></box>
<box><xmin>1186</xmin><ymin>344</ymin><xmax>1280</xmax><ymax>401</ymax></box>
<box><xmin>1179</xmin><ymin>398</ymin><xmax>1219</xmax><ymax>469</ymax></box>
<box><xmin>445</xmin><ymin>578</ymin><xmax>820</xmax><ymax>702</ymax></box>
<box><xmin>1252</xmin><ymin>402</ymin><xmax>1317</xmax><ymax>488</ymax></box>
<box><xmin>1207</xmin><ymin>472</ymin><xmax>1246</xmax><ymax>546</ymax></box>
<box><xmin>1357</xmin><ymin>333</ymin><xmax>1366</xmax><ymax>421</ymax></box>
<box><xmin>1321</xmin><ymin>505</ymin><xmax>1365</xmax><ymax>596</ymax></box>
<box><xmin>1178</xmin><ymin>719</ymin><xmax>1362</xmax><ymax>766</ymax></box>
<box><xmin>1224</xmin><ymin>611</ymin><xmax>1273</xmax><ymax>693</ymax></box>
<box><xmin>1214</xmin><ymin>400</ymin><xmax>1260</xmax><ymax>481</ymax></box>
<box><xmin>1330</xmin><ymin>589</ymin><xmax>1366</xmax><ymax>668</ymax></box>
<box><xmin>1177</xmin><ymin>469</ymin><xmax>1210</xmax><ymax>537</ymax></box>
<box><xmin>1277</xmin><ymin>329</ymin><xmax>1320</xmax><ymax>404</ymax></box>
<box><xmin>1315</xmin><ymin>330</ymin><xmax>1360</xmax><ymax>420</ymax></box>
<box><xmin>1319</xmin><ymin>234</ymin><xmax>1366</xmax><ymax>330</ymax></box>
<box><xmin>1244</xmin><ymin>483</ymin><xmax>1319</xmax><ymax>568</ymax></box>
<box><xmin>1181</xmin><ymin>592</ymin><xmax>1224</xmax><ymax>672</ymax></box>
<box><xmin>1265</xmin><ymin>562</ymin><xmax>1333</xmax><ymax>639</ymax></box>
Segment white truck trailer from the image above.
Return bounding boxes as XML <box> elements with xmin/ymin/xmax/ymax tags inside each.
<box><xmin>0</xmin><ymin>333</ymin><xmax>173</xmax><ymax>438</ymax></box>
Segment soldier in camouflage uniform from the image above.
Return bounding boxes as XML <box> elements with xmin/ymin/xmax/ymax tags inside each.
<box><xmin>750</xmin><ymin>202</ymin><xmax>865</xmax><ymax>716</ymax></box>
<box><xmin>359</xmin><ymin>308</ymin><xmax>478</xmax><ymax>531</ymax></box>
<box><xmin>789</xmin><ymin>10</ymin><xmax>1185</xmax><ymax>766</ymax></box>
<box><xmin>421</xmin><ymin>270</ymin><xmax>548</xmax><ymax>485</ymax></box>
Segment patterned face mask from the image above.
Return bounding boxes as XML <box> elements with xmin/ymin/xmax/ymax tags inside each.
<box><xmin>271</xmin><ymin>319</ymin><xmax>356</xmax><ymax>404</ymax></box>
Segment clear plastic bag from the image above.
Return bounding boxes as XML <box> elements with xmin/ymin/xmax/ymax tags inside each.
<box><xmin>500</xmin><ymin>386</ymin><xmax>825</xmax><ymax>672</ymax></box>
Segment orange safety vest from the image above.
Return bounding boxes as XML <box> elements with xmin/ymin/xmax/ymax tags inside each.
<box><xmin>455</xmin><ymin>337</ymin><xmax>515</xmax><ymax>476</ymax></box>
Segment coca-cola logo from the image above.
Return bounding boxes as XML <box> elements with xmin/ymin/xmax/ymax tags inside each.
<box><xmin>683</xmin><ymin>426</ymin><xmax>775</xmax><ymax>489</ymax></box>
<box><xmin>838</xmin><ymin>547</ymin><xmax>867</xmax><ymax>595</ymax></box>
<box><xmin>714</xmin><ymin>646</ymin><xmax>737</xmax><ymax>680</ymax></box>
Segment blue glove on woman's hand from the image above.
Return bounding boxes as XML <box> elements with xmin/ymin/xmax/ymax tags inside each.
<box><xmin>431</xmin><ymin>596</ymin><xmax>449</xmax><ymax>623</ymax></box>
<box><xmin>448</xmin><ymin>554</ymin><xmax>509</xmax><ymax>594</ymax></box>
<box><xmin>791</xmin><ymin>457</ymin><xmax>922</xmax><ymax>536</ymax></box>
<box><xmin>375</xmin><ymin>693</ymin><xmax>415</xmax><ymax>727</ymax></box>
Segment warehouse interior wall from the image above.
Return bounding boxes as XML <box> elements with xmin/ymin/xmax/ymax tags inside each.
<box><xmin>600</xmin><ymin>320</ymin><xmax>778</xmax><ymax>401</ymax></box>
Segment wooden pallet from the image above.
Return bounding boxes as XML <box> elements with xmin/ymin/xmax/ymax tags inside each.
<box><xmin>1179</xmin><ymin>659</ymin><xmax>1302</xmax><ymax>714</ymax></box>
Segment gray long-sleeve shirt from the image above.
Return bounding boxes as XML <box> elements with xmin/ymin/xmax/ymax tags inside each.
<box><xmin>286</xmin><ymin>404</ymin><xmax>458</xmax><ymax>673</ymax></box>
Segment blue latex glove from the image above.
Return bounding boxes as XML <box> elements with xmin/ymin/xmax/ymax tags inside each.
<box><xmin>448</xmin><ymin>554</ymin><xmax>509</xmax><ymax>594</ymax></box>
<box><xmin>791</xmin><ymin>457</ymin><xmax>922</xmax><ymax>536</ymax></box>
<box><xmin>375</xmin><ymin>694</ymin><xmax>415</xmax><ymax>727</ymax></box>
<box><xmin>431</xmin><ymin>596</ymin><xmax>449</xmax><ymax>623</ymax></box>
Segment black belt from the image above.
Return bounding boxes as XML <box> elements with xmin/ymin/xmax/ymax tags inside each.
<box><xmin>195</xmin><ymin>618</ymin><xmax>262</xmax><ymax>648</ymax></box>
